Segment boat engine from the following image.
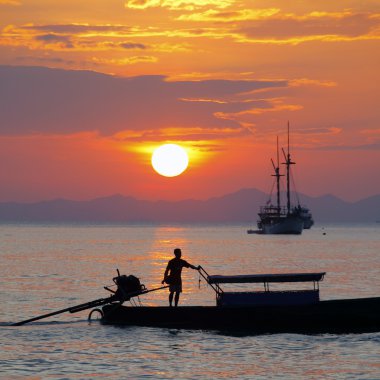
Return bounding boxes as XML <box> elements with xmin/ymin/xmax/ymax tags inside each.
<box><xmin>113</xmin><ymin>273</ymin><xmax>145</xmax><ymax>302</ymax></box>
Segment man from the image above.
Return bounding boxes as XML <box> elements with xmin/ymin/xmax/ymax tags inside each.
<box><xmin>162</xmin><ymin>248</ymin><xmax>200</xmax><ymax>307</ymax></box>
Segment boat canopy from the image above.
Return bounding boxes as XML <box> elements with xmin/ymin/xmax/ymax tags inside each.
<box><xmin>208</xmin><ymin>272</ymin><xmax>325</xmax><ymax>284</ymax></box>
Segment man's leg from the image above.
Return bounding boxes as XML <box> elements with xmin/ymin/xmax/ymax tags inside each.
<box><xmin>174</xmin><ymin>292</ymin><xmax>180</xmax><ymax>307</ymax></box>
<box><xmin>169</xmin><ymin>292</ymin><xmax>174</xmax><ymax>306</ymax></box>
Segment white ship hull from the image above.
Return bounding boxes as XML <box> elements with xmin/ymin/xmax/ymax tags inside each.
<box><xmin>259</xmin><ymin>215</ymin><xmax>304</xmax><ymax>235</ymax></box>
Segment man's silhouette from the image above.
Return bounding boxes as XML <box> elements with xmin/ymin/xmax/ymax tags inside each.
<box><xmin>162</xmin><ymin>248</ymin><xmax>199</xmax><ymax>307</ymax></box>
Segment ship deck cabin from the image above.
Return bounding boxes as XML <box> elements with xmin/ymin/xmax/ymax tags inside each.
<box><xmin>259</xmin><ymin>205</ymin><xmax>286</xmax><ymax>216</ymax></box>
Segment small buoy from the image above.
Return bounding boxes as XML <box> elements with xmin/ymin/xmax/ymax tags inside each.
<box><xmin>323</xmin><ymin>232</ymin><xmax>326</xmax><ymax>235</ymax></box>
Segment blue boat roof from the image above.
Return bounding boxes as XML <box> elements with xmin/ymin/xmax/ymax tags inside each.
<box><xmin>208</xmin><ymin>272</ymin><xmax>326</xmax><ymax>284</ymax></box>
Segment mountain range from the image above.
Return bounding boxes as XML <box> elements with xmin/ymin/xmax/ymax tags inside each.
<box><xmin>0</xmin><ymin>189</ymin><xmax>379</xmax><ymax>224</ymax></box>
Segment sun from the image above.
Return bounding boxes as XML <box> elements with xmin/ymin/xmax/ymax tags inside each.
<box><xmin>151</xmin><ymin>144</ymin><xmax>189</xmax><ymax>177</ymax></box>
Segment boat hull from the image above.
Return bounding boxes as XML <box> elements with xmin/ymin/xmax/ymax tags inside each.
<box><xmin>101</xmin><ymin>297</ymin><xmax>380</xmax><ymax>334</ymax></box>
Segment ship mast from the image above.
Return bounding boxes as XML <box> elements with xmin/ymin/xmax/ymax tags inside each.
<box><xmin>271</xmin><ymin>136</ymin><xmax>282</xmax><ymax>212</ymax></box>
<box><xmin>282</xmin><ymin>122</ymin><xmax>295</xmax><ymax>215</ymax></box>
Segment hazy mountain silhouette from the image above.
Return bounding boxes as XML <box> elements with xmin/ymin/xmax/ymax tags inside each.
<box><xmin>0</xmin><ymin>189</ymin><xmax>379</xmax><ymax>224</ymax></box>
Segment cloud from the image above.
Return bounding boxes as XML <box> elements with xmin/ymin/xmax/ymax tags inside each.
<box><xmin>119</xmin><ymin>42</ymin><xmax>146</xmax><ymax>49</ymax></box>
<box><xmin>21</xmin><ymin>24</ymin><xmax>131</xmax><ymax>33</ymax></box>
<box><xmin>313</xmin><ymin>142</ymin><xmax>380</xmax><ymax>151</ymax></box>
<box><xmin>0</xmin><ymin>23</ymin><xmax>213</xmax><ymax>53</ymax></box>
<box><xmin>0</xmin><ymin>0</ymin><xmax>20</xmax><ymax>4</ymax></box>
<box><xmin>0</xmin><ymin>23</ymin><xmax>156</xmax><ymax>57</ymax></box>
<box><xmin>15</xmin><ymin>56</ymin><xmax>76</xmax><ymax>66</ymax></box>
<box><xmin>1</xmin><ymin>9</ymin><xmax>379</xmax><ymax>59</ymax></box>
<box><xmin>284</xmin><ymin>127</ymin><xmax>380</xmax><ymax>151</ymax></box>
<box><xmin>0</xmin><ymin>65</ymin><xmax>288</xmax><ymax>138</ymax></box>
<box><xmin>358</xmin><ymin>128</ymin><xmax>380</xmax><ymax>146</ymax></box>
<box><xmin>177</xmin><ymin>8</ymin><xmax>280</xmax><ymax>22</ymax></box>
<box><xmin>151</xmin><ymin>42</ymin><xmax>191</xmax><ymax>53</ymax></box>
<box><xmin>214</xmin><ymin>98</ymin><xmax>303</xmax><ymax>124</ymax></box>
<box><xmin>114</xmin><ymin>126</ymin><xmax>248</xmax><ymax>142</ymax></box>
<box><xmin>289</xmin><ymin>78</ymin><xmax>337</xmax><ymax>87</ymax></box>
<box><xmin>175</xmin><ymin>8</ymin><xmax>380</xmax><ymax>44</ymax></box>
<box><xmin>180</xmin><ymin>97</ymin><xmax>228</xmax><ymax>104</ymax></box>
<box><xmin>360</xmin><ymin>128</ymin><xmax>380</xmax><ymax>136</ymax></box>
<box><xmin>92</xmin><ymin>55</ymin><xmax>157</xmax><ymax>65</ymax></box>
<box><xmin>35</xmin><ymin>33</ymin><xmax>74</xmax><ymax>48</ymax></box>
<box><xmin>235</xmin><ymin>11</ymin><xmax>380</xmax><ymax>44</ymax></box>
<box><xmin>125</xmin><ymin>0</ymin><xmax>234</xmax><ymax>11</ymax></box>
<box><xmin>295</xmin><ymin>127</ymin><xmax>342</xmax><ymax>136</ymax></box>
<box><xmin>125</xmin><ymin>0</ymin><xmax>159</xmax><ymax>9</ymax></box>
<box><xmin>100</xmin><ymin>41</ymin><xmax>148</xmax><ymax>50</ymax></box>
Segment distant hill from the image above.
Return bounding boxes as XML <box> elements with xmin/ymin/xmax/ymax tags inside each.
<box><xmin>0</xmin><ymin>189</ymin><xmax>379</xmax><ymax>224</ymax></box>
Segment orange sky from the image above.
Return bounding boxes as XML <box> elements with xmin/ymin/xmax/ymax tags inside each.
<box><xmin>0</xmin><ymin>0</ymin><xmax>379</xmax><ymax>202</ymax></box>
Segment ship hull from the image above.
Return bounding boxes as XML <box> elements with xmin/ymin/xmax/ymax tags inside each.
<box><xmin>302</xmin><ymin>218</ymin><xmax>314</xmax><ymax>229</ymax></box>
<box><xmin>101</xmin><ymin>297</ymin><xmax>380</xmax><ymax>334</ymax></box>
<box><xmin>258</xmin><ymin>215</ymin><xmax>304</xmax><ymax>235</ymax></box>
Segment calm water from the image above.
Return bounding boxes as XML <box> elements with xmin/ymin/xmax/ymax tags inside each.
<box><xmin>0</xmin><ymin>223</ymin><xmax>379</xmax><ymax>379</ymax></box>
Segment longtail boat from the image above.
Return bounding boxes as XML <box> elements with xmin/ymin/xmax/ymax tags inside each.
<box><xmin>99</xmin><ymin>268</ymin><xmax>380</xmax><ymax>334</ymax></box>
<box><xmin>13</xmin><ymin>268</ymin><xmax>380</xmax><ymax>334</ymax></box>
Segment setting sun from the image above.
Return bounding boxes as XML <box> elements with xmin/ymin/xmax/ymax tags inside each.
<box><xmin>151</xmin><ymin>144</ymin><xmax>189</xmax><ymax>177</ymax></box>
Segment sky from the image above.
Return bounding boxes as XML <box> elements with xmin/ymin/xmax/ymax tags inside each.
<box><xmin>0</xmin><ymin>0</ymin><xmax>379</xmax><ymax>203</ymax></box>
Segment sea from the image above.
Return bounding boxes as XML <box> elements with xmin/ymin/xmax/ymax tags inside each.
<box><xmin>0</xmin><ymin>223</ymin><xmax>379</xmax><ymax>379</ymax></box>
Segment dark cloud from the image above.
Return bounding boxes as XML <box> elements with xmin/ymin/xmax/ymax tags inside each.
<box><xmin>0</xmin><ymin>65</ymin><xmax>287</xmax><ymax>136</ymax></box>
<box><xmin>22</xmin><ymin>24</ymin><xmax>130</xmax><ymax>33</ymax></box>
<box><xmin>102</xmin><ymin>41</ymin><xmax>147</xmax><ymax>50</ymax></box>
<box><xmin>119</xmin><ymin>42</ymin><xmax>146</xmax><ymax>49</ymax></box>
<box><xmin>35</xmin><ymin>34</ymin><xmax>73</xmax><ymax>48</ymax></box>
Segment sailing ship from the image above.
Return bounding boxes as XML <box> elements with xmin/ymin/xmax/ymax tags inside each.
<box><xmin>254</xmin><ymin>124</ymin><xmax>312</xmax><ymax>234</ymax></box>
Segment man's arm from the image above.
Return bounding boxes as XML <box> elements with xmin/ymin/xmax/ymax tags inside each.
<box><xmin>182</xmin><ymin>259</ymin><xmax>200</xmax><ymax>270</ymax></box>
